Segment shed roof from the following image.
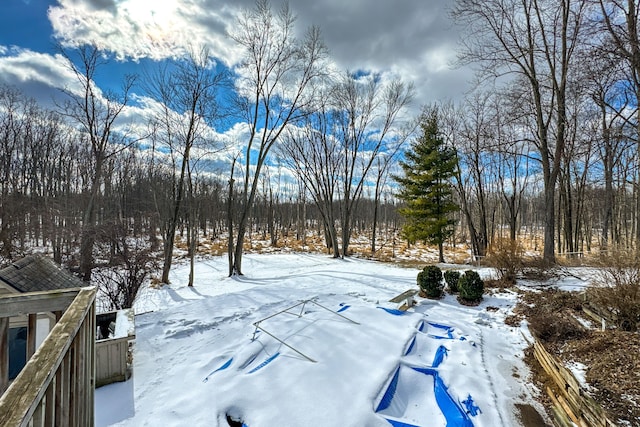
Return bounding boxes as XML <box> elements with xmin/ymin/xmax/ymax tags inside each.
<box><xmin>0</xmin><ymin>255</ymin><xmax>84</xmax><ymax>293</ymax></box>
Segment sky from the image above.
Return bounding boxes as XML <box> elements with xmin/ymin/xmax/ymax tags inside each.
<box><xmin>0</xmin><ymin>0</ymin><xmax>475</xmax><ymax>183</ymax></box>
<box><xmin>0</xmin><ymin>0</ymin><xmax>472</xmax><ymax>109</ymax></box>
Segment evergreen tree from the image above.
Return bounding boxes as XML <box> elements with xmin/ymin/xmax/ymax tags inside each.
<box><xmin>395</xmin><ymin>107</ymin><xmax>459</xmax><ymax>262</ymax></box>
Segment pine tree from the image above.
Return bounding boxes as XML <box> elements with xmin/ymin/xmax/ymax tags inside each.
<box><xmin>395</xmin><ymin>107</ymin><xmax>459</xmax><ymax>263</ymax></box>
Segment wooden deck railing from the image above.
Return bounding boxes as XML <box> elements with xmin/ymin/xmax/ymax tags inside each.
<box><xmin>532</xmin><ymin>338</ymin><xmax>617</xmax><ymax>427</ymax></box>
<box><xmin>0</xmin><ymin>287</ymin><xmax>96</xmax><ymax>427</ymax></box>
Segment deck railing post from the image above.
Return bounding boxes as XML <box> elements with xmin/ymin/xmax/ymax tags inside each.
<box><xmin>0</xmin><ymin>318</ymin><xmax>7</xmax><ymax>396</ymax></box>
<box><xmin>88</xmin><ymin>304</ymin><xmax>95</xmax><ymax>423</ymax></box>
<box><xmin>44</xmin><ymin>379</ymin><xmax>55</xmax><ymax>425</ymax></box>
<box><xmin>27</xmin><ymin>313</ymin><xmax>37</xmax><ymax>359</ymax></box>
<box><xmin>57</xmin><ymin>352</ymin><xmax>70</xmax><ymax>426</ymax></box>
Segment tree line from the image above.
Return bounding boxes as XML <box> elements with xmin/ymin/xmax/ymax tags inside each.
<box><xmin>447</xmin><ymin>0</ymin><xmax>640</xmax><ymax>262</ymax></box>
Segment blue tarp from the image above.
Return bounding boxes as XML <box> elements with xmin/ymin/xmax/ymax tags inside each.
<box><xmin>376</xmin><ymin>367</ymin><xmax>401</xmax><ymax>412</ymax></box>
<box><xmin>432</xmin><ymin>346</ymin><xmax>448</xmax><ymax>368</ymax></box>
<box><xmin>337</xmin><ymin>305</ymin><xmax>351</xmax><ymax>313</ymax></box>
<box><xmin>203</xmin><ymin>357</ymin><xmax>233</xmax><ymax>383</ymax></box>
<box><xmin>378</xmin><ymin>307</ymin><xmax>406</xmax><ymax>316</ymax></box>
<box><xmin>385</xmin><ymin>419</ymin><xmax>420</xmax><ymax>427</ymax></box>
<box><xmin>404</xmin><ymin>336</ymin><xmax>417</xmax><ymax>356</ymax></box>
<box><xmin>376</xmin><ymin>365</ymin><xmax>473</xmax><ymax>427</ymax></box>
<box><xmin>247</xmin><ymin>353</ymin><xmax>280</xmax><ymax>374</ymax></box>
<box><xmin>412</xmin><ymin>367</ymin><xmax>474</xmax><ymax>427</ymax></box>
<box><xmin>426</xmin><ymin>322</ymin><xmax>454</xmax><ymax>339</ymax></box>
<box><xmin>462</xmin><ymin>395</ymin><xmax>481</xmax><ymax>417</ymax></box>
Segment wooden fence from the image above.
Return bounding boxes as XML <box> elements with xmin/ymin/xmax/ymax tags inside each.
<box><xmin>96</xmin><ymin>337</ymin><xmax>129</xmax><ymax>387</ymax></box>
<box><xmin>532</xmin><ymin>338</ymin><xmax>617</xmax><ymax>427</ymax></box>
<box><xmin>95</xmin><ymin>309</ymin><xmax>135</xmax><ymax>387</ymax></box>
<box><xmin>0</xmin><ymin>287</ymin><xmax>96</xmax><ymax>427</ymax></box>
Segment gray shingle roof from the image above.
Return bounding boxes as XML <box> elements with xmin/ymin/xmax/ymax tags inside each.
<box><xmin>0</xmin><ymin>255</ymin><xmax>84</xmax><ymax>293</ymax></box>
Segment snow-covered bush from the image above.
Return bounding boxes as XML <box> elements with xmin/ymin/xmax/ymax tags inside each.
<box><xmin>417</xmin><ymin>265</ymin><xmax>444</xmax><ymax>299</ymax></box>
<box><xmin>458</xmin><ymin>270</ymin><xmax>484</xmax><ymax>304</ymax></box>
<box><xmin>444</xmin><ymin>270</ymin><xmax>461</xmax><ymax>293</ymax></box>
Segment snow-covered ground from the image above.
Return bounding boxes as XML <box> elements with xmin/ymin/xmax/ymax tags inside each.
<box><xmin>95</xmin><ymin>253</ymin><xmax>552</xmax><ymax>427</ymax></box>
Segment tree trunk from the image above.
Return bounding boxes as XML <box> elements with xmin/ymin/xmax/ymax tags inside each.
<box><xmin>507</xmin><ymin>194</ymin><xmax>517</xmax><ymax>242</ymax></box>
<box><xmin>161</xmin><ymin>222</ymin><xmax>176</xmax><ymax>284</ymax></box>
<box><xmin>227</xmin><ymin>161</ymin><xmax>236</xmax><ymax>277</ymax></box>
<box><xmin>232</xmin><ymin>222</ymin><xmax>247</xmax><ymax>276</ymax></box>
<box><xmin>340</xmin><ymin>212</ymin><xmax>350</xmax><ymax>258</ymax></box>
<box><xmin>371</xmin><ymin>197</ymin><xmax>379</xmax><ymax>255</ymax></box>
<box><xmin>543</xmin><ymin>184</ymin><xmax>556</xmax><ymax>264</ymax></box>
<box><xmin>161</xmin><ymin>144</ymin><xmax>192</xmax><ymax>283</ymax></box>
<box><xmin>325</xmin><ymin>218</ymin><xmax>340</xmax><ymax>258</ymax></box>
<box><xmin>187</xmin><ymin>209</ymin><xmax>197</xmax><ymax>287</ymax></box>
<box><xmin>79</xmin><ymin>155</ymin><xmax>104</xmax><ymax>282</ymax></box>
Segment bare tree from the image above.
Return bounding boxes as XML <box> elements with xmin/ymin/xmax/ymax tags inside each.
<box><xmin>453</xmin><ymin>0</ymin><xmax>588</xmax><ymax>263</ymax></box>
<box><xmin>450</xmin><ymin>94</ymin><xmax>496</xmax><ymax>258</ymax></box>
<box><xmin>227</xmin><ymin>0</ymin><xmax>328</xmax><ymax>275</ymax></box>
<box><xmin>596</xmin><ymin>0</ymin><xmax>640</xmax><ymax>249</ymax></box>
<box><xmin>558</xmin><ymin>82</ymin><xmax>597</xmax><ymax>255</ymax></box>
<box><xmin>494</xmin><ymin>103</ymin><xmax>532</xmax><ymax>244</ymax></box>
<box><xmin>280</xmin><ymin>100</ymin><xmax>342</xmax><ymax>256</ymax></box>
<box><xmin>58</xmin><ymin>45</ymin><xmax>136</xmax><ymax>281</ymax></box>
<box><xmin>586</xmin><ymin>53</ymin><xmax>634</xmax><ymax>248</ymax></box>
<box><xmin>280</xmin><ymin>75</ymin><xmax>413</xmax><ymax>258</ymax></box>
<box><xmin>94</xmin><ymin>223</ymin><xmax>155</xmax><ymax>310</ymax></box>
<box><xmin>0</xmin><ymin>87</ymin><xmax>25</xmax><ymax>259</ymax></box>
<box><xmin>332</xmin><ymin>74</ymin><xmax>414</xmax><ymax>257</ymax></box>
<box><xmin>145</xmin><ymin>47</ymin><xmax>226</xmax><ymax>284</ymax></box>
<box><xmin>371</xmin><ymin>148</ymin><xmax>405</xmax><ymax>255</ymax></box>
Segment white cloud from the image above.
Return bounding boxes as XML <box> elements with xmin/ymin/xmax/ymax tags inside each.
<box><xmin>0</xmin><ymin>47</ymin><xmax>70</xmax><ymax>84</ymax></box>
<box><xmin>0</xmin><ymin>47</ymin><xmax>81</xmax><ymax>103</ymax></box>
<box><xmin>48</xmin><ymin>0</ymin><xmax>243</xmax><ymax>64</ymax></box>
<box><xmin>46</xmin><ymin>0</ymin><xmax>473</xmax><ymax>107</ymax></box>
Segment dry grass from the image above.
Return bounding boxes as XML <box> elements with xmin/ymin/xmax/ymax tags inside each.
<box><xmin>584</xmin><ymin>253</ymin><xmax>640</xmax><ymax>331</ymax></box>
<box><xmin>188</xmin><ymin>230</ymin><xmax>472</xmax><ymax>266</ymax></box>
<box><xmin>183</xmin><ymin>229</ymin><xmax>629</xmax><ymax>275</ymax></box>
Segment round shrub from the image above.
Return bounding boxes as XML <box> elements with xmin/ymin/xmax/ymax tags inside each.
<box><xmin>417</xmin><ymin>265</ymin><xmax>444</xmax><ymax>299</ymax></box>
<box><xmin>458</xmin><ymin>270</ymin><xmax>484</xmax><ymax>304</ymax></box>
<box><xmin>444</xmin><ymin>270</ymin><xmax>461</xmax><ymax>293</ymax></box>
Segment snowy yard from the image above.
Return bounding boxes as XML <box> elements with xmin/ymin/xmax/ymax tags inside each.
<box><xmin>95</xmin><ymin>254</ymin><xmax>551</xmax><ymax>427</ymax></box>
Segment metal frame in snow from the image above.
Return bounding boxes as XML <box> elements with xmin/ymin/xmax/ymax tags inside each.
<box><xmin>250</xmin><ymin>299</ymin><xmax>360</xmax><ymax>363</ymax></box>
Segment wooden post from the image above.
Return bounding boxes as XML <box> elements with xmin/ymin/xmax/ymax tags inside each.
<box><xmin>27</xmin><ymin>314</ymin><xmax>37</xmax><ymax>360</ymax></box>
<box><xmin>87</xmin><ymin>304</ymin><xmax>95</xmax><ymax>424</ymax></box>
<box><xmin>56</xmin><ymin>353</ymin><xmax>70</xmax><ymax>426</ymax></box>
<box><xmin>0</xmin><ymin>318</ymin><xmax>8</xmax><ymax>395</ymax></box>
<box><xmin>44</xmin><ymin>380</ymin><xmax>55</xmax><ymax>426</ymax></box>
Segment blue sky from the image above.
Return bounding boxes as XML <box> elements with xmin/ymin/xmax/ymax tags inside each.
<box><xmin>1</xmin><ymin>1</ymin><xmax>54</xmax><ymax>52</ymax></box>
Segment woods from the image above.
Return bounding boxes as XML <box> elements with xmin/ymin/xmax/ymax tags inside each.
<box><xmin>2</xmin><ymin>0</ymin><xmax>640</xmax><ymax>289</ymax></box>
